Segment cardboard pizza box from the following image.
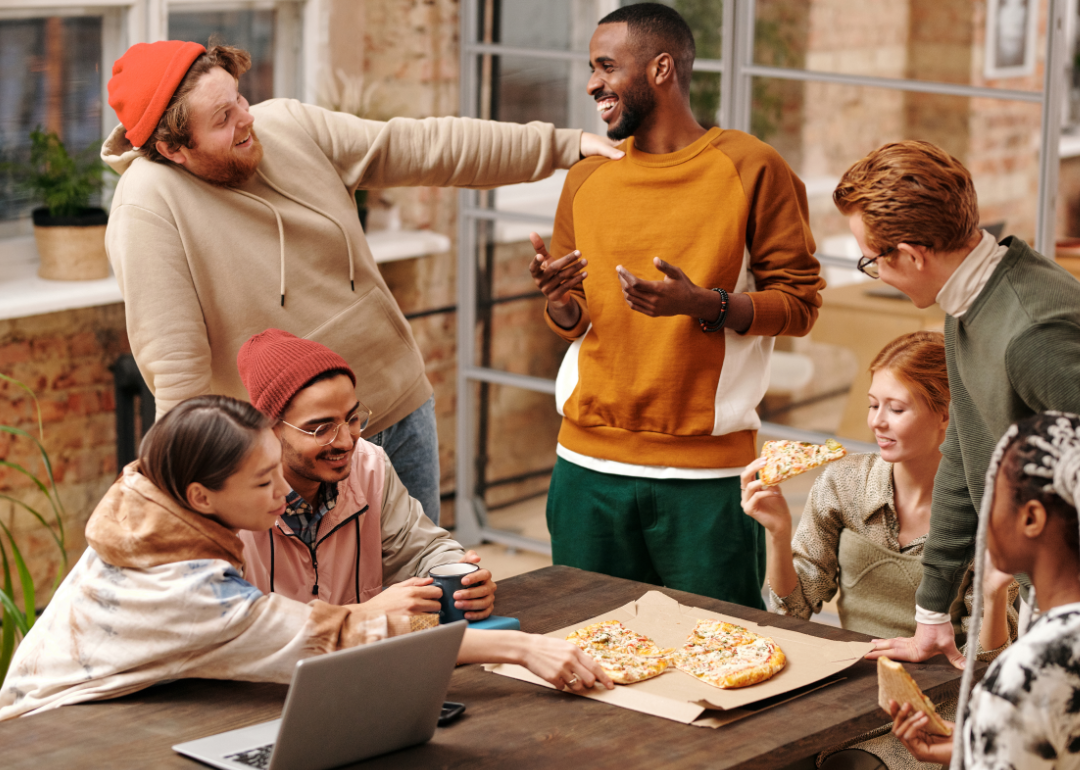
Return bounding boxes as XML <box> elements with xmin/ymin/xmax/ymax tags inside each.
<box><xmin>486</xmin><ymin>590</ymin><xmax>873</xmax><ymax>728</ymax></box>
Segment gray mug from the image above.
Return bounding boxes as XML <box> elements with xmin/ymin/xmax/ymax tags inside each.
<box><xmin>429</xmin><ymin>563</ymin><xmax>480</xmax><ymax>624</ymax></box>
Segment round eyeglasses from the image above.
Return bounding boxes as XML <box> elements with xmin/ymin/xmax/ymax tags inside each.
<box><xmin>856</xmin><ymin>246</ymin><xmax>896</xmax><ymax>279</ymax></box>
<box><xmin>280</xmin><ymin>406</ymin><xmax>372</xmax><ymax>446</ymax></box>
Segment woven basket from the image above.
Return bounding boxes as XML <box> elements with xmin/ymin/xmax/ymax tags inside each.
<box><xmin>32</xmin><ymin>207</ymin><xmax>110</xmax><ymax>281</ymax></box>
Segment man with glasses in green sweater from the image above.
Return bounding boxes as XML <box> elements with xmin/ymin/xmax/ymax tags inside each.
<box><xmin>833</xmin><ymin>140</ymin><xmax>1080</xmax><ymax>668</ymax></box>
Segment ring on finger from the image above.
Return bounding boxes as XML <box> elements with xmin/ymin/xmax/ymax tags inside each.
<box><xmin>567</xmin><ymin>674</ymin><xmax>580</xmax><ymax>686</ymax></box>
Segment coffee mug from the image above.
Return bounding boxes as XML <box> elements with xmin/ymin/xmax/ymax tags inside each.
<box><xmin>429</xmin><ymin>563</ymin><xmax>480</xmax><ymax>624</ymax></box>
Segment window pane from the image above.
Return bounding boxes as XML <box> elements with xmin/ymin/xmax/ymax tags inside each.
<box><xmin>620</xmin><ymin>0</ymin><xmax>724</xmax><ymax>61</ymax></box>
<box><xmin>690</xmin><ymin>70</ymin><xmax>721</xmax><ymax>129</ymax></box>
<box><xmin>753</xmin><ymin>0</ymin><xmax>1046</xmax><ymax>92</ymax></box>
<box><xmin>487</xmin><ymin>56</ymin><xmax>574</xmax><ymax>126</ymax></box>
<box><xmin>168</xmin><ymin>10</ymin><xmax>275</xmax><ymax>105</ymax></box>
<box><xmin>469</xmin><ymin>219</ymin><xmax>570</xmax><ymax>381</ymax></box>
<box><xmin>0</xmin><ymin>16</ymin><xmax>103</xmax><ymax>226</ymax></box>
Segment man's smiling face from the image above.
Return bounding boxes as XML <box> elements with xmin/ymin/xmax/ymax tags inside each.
<box><xmin>172</xmin><ymin>65</ymin><xmax>263</xmax><ymax>186</ymax></box>
<box><xmin>587</xmin><ymin>22</ymin><xmax>656</xmax><ymax>142</ymax></box>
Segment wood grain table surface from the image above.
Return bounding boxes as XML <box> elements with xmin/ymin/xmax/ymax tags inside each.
<box><xmin>1</xmin><ymin>565</ymin><xmax>973</xmax><ymax>770</ymax></box>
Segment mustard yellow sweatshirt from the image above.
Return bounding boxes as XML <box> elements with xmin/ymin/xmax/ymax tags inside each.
<box><xmin>547</xmin><ymin>128</ymin><xmax>823</xmax><ymax>470</ymax></box>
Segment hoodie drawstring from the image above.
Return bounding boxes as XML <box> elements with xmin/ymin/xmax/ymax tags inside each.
<box><xmin>269</xmin><ymin>525</ymin><xmax>276</xmax><ymax>594</ymax></box>
<box><xmin>230</xmin><ymin>186</ymin><xmax>288</xmax><ymax>306</ymax></box>
<box><xmin>255</xmin><ymin>169</ymin><xmax>358</xmax><ymax>301</ymax></box>
<box><xmin>354</xmin><ymin>517</ymin><xmax>361</xmax><ymax>604</ymax></box>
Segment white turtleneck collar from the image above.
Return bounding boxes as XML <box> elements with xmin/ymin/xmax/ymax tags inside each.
<box><xmin>935</xmin><ymin>229</ymin><xmax>1009</xmax><ymax>318</ymax></box>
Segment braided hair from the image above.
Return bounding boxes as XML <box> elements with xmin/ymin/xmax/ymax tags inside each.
<box><xmin>950</xmin><ymin>411</ymin><xmax>1080</xmax><ymax>769</ymax></box>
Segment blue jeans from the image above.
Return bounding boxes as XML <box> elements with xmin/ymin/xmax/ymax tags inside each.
<box><xmin>368</xmin><ymin>395</ymin><xmax>440</xmax><ymax>525</ymax></box>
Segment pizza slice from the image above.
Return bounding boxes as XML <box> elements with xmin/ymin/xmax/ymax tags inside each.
<box><xmin>877</xmin><ymin>657</ymin><xmax>952</xmax><ymax>736</ymax></box>
<box><xmin>681</xmin><ymin>619</ymin><xmax>759</xmax><ymax>652</ymax></box>
<box><xmin>584</xmin><ymin>649</ymin><xmax>670</xmax><ymax>685</ymax></box>
<box><xmin>673</xmin><ymin>635</ymin><xmax>786</xmax><ymax>689</ymax></box>
<box><xmin>566</xmin><ymin>619</ymin><xmax>665</xmax><ymax>656</ymax></box>
<box><xmin>759</xmin><ymin>438</ymin><xmax>846</xmax><ymax>486</ymax></box>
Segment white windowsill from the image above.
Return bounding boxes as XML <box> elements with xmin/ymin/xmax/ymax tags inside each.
<box><xmin>0</xmin><ymin>230</ymin><xmax>451</xmax><ymax>323</ymax></box>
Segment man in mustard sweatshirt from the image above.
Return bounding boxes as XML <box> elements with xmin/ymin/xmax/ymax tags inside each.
<box><xmin>102</xmin><ymin>40</ymin><xmax>622</xmax><ymax>527</ymax></box>
<box><xmin>531</xmin><ymin>4</ymin><xmax>823</xmax><ymax>607</ymax></box>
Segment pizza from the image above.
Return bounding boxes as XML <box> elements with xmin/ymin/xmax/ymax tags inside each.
<box><xmin>672</xmin><ymin>620</ymin><xmax>786</xmax><ymax>689</ymax></box>
<box><xmin>566</xmin><ymin>619</ymin><xmax>665</xmax><ymax>656</ymax></box>
<box><xmin>567</xmin><ymin>620</ymin><xmax>670</xmax><ymax>684</ymax></box>
<box><xmin>877</xmin><ymin>657</ymin><xmax>952</xmax><ymax>736</ymax></box>
<box><xmin>759</xmin><ymin>438</ymin><xmax>846</xmax><ymax>486</ymax></box>
<box><xmin>580</xmin><ymin>649</ymin><xmax>670</xmax><ymax>685</ymax></box>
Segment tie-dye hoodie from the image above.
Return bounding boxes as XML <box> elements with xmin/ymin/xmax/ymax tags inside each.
<box><xmin>0</xmin><ymin>462</ymin><xmax>401</xmax><ymax>721</ymax></box>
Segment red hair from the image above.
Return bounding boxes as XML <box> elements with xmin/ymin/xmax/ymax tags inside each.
<box><xmin>869</xmin><ymin>331</ymin><xmax>949</xmax><ymax>416</ymax></box>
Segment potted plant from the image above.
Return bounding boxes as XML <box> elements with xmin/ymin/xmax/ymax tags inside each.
<box><xmin>7</xmin><ymin>128</ymin><xmax>111</xmax><ymax>280</ymax></box>
<box><xmin>0</xmin><ymin>375</ymin><xmax>68</xmax><ymax>681</ymax></box>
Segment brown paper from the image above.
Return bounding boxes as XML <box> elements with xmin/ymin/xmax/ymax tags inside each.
<box><xmin>486</xmin><ymin>591</ymin><xmax>872</xmax><ymax>728</ymax></box>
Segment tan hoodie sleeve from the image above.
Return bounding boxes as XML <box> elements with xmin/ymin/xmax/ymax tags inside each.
<box><xmin>105</xmin><ymin>196</ymin><xmax>213</xmax><ymax>418</ymax></box>
<box><xmin>278</xmin><ymin>100</ymin><xmax>582</xmax><ymax>192</ymax></box>
<box><xmin>378</xmin><ymin>454</ymin><xmax>464</xmax><ymax>586</ymax></box>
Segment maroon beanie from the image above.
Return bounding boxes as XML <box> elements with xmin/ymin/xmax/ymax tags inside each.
<box><xmin>108</xmin><ymin>40</ymin><xmax>206</xmax><ymax>148</ymax></box>
<box><xmin>237</xmin><ymin>329</ymin><xmax>356</xmax><ymax>420</ymax></box>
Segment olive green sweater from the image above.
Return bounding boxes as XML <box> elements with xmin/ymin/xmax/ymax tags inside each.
<box><xmin>917</xmin><ymin>237</ymin><xmax>1080</xmax><ymax>613</ymax></box>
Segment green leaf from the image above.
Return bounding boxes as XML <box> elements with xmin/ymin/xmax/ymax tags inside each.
<box><xmin>0</xmin><ymin>540</ymin><xmax>18</xmax><ymax>680</ymax></box>
<box><xmin>0</xmin><ymin>520</ymin><xmax>36</xmax><ymax>631</ymax></box>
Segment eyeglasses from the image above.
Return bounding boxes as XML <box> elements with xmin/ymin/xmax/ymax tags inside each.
<box><xmin>857</xmin><ymin>247</ymin><xmax>896</xmax><ymax>279</ymax></box>
<box><xmin>280</xmin><ymin>405</ymin><xmax>372</xmax><ymax>446</ymax></box>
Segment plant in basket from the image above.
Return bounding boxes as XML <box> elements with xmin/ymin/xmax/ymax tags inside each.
<box><xmin>0</xmin><ymin>375</ymin><xmax>68</xmax><ymax>682</ymax></box>
<box><xmin>4</xmin><ymin>128</ymin><xmax>112</xmax><ymax>280</ymax></box>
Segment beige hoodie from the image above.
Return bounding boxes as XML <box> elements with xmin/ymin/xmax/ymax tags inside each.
<box><xmin>0</xmin><ymin>463</ymin><xmax>399</xmax><ymax>721</ymax></box>
<box><xmin>101</xmin><ymin>99</ymin><xmax>582</xmax><ymax>426</ymax></box>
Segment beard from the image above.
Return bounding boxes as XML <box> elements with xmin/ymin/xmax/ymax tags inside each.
<box><xmin>606</xmin><ymin>78</ymin><xmax>656</xmax><ymax>141</ymax></box>
<box><xmin>279</xmin><ymin>434</ymin><xmax>354</xmax><ymax>487</ymax></box>
<box><xmin>190</xmin><ymin>129</ymin><xmax>264</xmax><ymax>187</ymax></box>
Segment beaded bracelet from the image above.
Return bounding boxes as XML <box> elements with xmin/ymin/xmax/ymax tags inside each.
<box><xmin>698</xmin><ymin>288</ymin><xmax>729</xmax><ymax>333</ymax></box>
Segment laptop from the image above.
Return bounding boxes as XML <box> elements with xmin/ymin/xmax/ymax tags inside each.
<box><xmin>173</xmin><ymin>620</ymin><xmax>467</xmax><ymax>770</ymax></box>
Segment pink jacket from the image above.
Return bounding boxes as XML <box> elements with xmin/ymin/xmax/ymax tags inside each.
<box><xmin>239</xmin><ymin>440</ymin><xmax>464</xmax><ymax>605</ymax></box>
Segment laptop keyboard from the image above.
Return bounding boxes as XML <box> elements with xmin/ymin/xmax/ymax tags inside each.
<box><xmin>225</xmin><ymin>743</ymin><xmax>275</xmax><ymax>769</ymax></box>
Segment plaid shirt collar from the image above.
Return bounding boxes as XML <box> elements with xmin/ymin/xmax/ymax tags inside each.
<box><xmin>281</xmin><ymin>482</ymin><xmax>338</xmax><ymax>548</ymax></box>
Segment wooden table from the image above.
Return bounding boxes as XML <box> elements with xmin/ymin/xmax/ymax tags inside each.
<box><xmin>1</xmin><ymin>566</ymin><xmax>970</xmax><ymax>770</ymax></box>
<box><xmin>813</xmin><ymin>282</ymin><xmax>946</xmax><ymax>442</ymax></box>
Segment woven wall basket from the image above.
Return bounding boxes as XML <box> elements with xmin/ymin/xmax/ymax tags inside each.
<box><xmin>32</xmin><ymin>208</ymin><xmax>110</xmax><ymax>281</ymax></box>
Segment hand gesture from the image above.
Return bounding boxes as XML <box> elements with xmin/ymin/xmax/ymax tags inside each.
<box><xmin>888</xmin><ymin>701</ymin><xmax>954</xmax><ymax>764</ymax></box>
<box><xmin>362</xmin><ymin>577</ymin><xmax>442</xmax><ymax>616</ymax></box>
<box><xmin>867</xmin><ymin>621</ymin><xmax>966</xmax><ymax>669</ymax></box>
<box><xmin>519</xmin><ymin>636</ymin><xmax>615</xmax><ymax>693</ymax></box>
<box><xmin>529</xmin><ymin>232</ymin><xmax>586</xmax><ymax>308</ymax></box>
<box><xmin>454</xmin><ymin>551</ymin><xmax>497</xmax><ymax>620</ymax></box>
<box><xmin>740</xmin><ymin>458</ymin><xmax>792</xmax><ymax>538</ymax></box>
<box><xmin>617</xmin><ymin>258</ymin><xmax>707</xmax><ymax>318</ymax></box>
<box><xmin>579</xmin><ymin>132</ymin><xmax>625</xmax><ymax>161</ymax></box>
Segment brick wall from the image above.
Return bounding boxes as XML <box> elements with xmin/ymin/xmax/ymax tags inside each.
<box><xmin>0</xmin><ymin>304</ymin><xmax>129</xmax><ymax>608</ymax></box>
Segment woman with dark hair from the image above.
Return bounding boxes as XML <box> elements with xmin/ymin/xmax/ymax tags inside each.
<box><xmin>890</xmin><ymin>411</ymin><xmax>1080</xmax><ymax>769</ymax></box>
<box><xmin>0</xmin><ymin>396</ymin><xmax>611</xmax><ymax>720</ymax></box>
<box><xmin>741</xmin><ymin>332</ymin><xmax>1018</xmax><ymax>769</ymax></box>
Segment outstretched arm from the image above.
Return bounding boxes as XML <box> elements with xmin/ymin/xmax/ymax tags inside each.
<box><xmin>458</xmin><ymin>630</ymin><xmax>614</xmax><ymax>692</ymax></box>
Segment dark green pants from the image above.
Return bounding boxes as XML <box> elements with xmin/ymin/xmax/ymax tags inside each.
<box><xmin>546</xmin><ymin>457</ymin><xmax>766</xmax><ymax>609</ymax></box>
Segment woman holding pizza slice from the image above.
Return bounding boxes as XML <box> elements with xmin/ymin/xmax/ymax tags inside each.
<box><xmin>740</xmin><ymin>331</ymin><xmax>1018</xmax><ymax>770</ymax></box>
<box><xmin>888</xmin><ymin>411</ymin><xmax>1080</xmax><ymax>770</ymax></box>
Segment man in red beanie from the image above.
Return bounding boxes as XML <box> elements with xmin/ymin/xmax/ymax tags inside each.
<box><xmin>235</xmin><ymin>328</ymin><xmax>496</xmax><ymax>618</ymax></box>
<box><xmin>102</xmin><ymin>40</ymin><xmax>623</xmax><ymax>527</ymax></box>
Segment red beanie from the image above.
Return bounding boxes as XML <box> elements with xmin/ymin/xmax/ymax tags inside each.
<box><xmin>237</xmin><ymin>329</ymin><xmax>357</xmax><ymax>420</ymax></box>
<box><xmin>108</xmin><ymin>40</ymin><xmax>206</xmax><ymax>148</ymax></box>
